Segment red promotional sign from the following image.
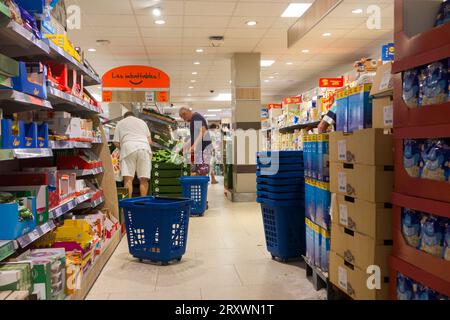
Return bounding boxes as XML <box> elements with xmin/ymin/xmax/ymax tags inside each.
<box><xmin>268</xmin><ymin>103</ymin><xmax>282</xmax><ymax>110</ymax></box>
<box><xmin>319</xmin><ymin>77</ymin><xmax>344</xmax><ymax>88</ymax></box>
<box><xmin>156</xmin><ymin>91</ymin><xmax>169</xmax><ymax>103</ymax></box>
<box><xmin>102</xmin><ymin>65</ymin><xmax>170</xmax><ymax>89</ymax></box>
<box><xmin>283</xmin><ymin>96</ymin><xmax>302</xmax><ymax>105</ymax></box>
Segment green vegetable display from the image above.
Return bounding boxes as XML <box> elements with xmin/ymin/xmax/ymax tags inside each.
<box><xmin>152</xmin><ymin>150</ymin><xmax>185</xmax><ymax>165</ymax></box>
<box><xmin>0</xmin><ymin>192</ymin><xmax>15</xmax><ymax>204</ymax></box>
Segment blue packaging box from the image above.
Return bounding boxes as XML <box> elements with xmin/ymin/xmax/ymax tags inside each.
<box><xmin>348</xmin><ymin>84</ymin><xmax>373</xmax><ymax>133</ymax></box>
<box><xmin>315</xmin><ymin>181</ymin><xmax>331</xmax><ymax>231</ymax></box>
<box><xmin>336</xmin><ymin>88</ymin><xmax>349</xmax><ymax>133</ymax></box>
<box><xmin>37</xmin><ymin>123</ymin><xmax>49</xmax><ymax>148</ymax></box>
<box><xmin>317</xmin><ymin>134</ymin><xmax>330</xmax><ymax>182</ymax></box>
<box><xmin>10</xmin><ymin>62</ymin><xmax>47</xmax><ymax>100</ymax></box>
<box><xmin>313</xmin><ymin>222</ymin><xmax>322</xmax><ymax>268</ymax></box>
<box><xmin>24</xmin><ymin>122</ymin><xmax>38</xmax><ymax>148</ymax></box>
<box><xmin>311</xmin><ymin>134</ymin><xmax>318</xmax><ymax>180</ymax></box>
<box><xmin>1</xmin><ymin>119</ymin><xmax>25</xmax><ymax>149</ymax></box>
<box><xmin>320</xmin><ymin>227</ymin><xmax>331</xmax><ymax>272</ymax></box>
<box><xmin>0</xmin><ymin>197</ymin><xmax>36</xmax><ymax>240</ymax></box>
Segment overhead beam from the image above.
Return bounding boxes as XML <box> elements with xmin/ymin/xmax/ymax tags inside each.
<box><xmin>287</xmin><ymin>0</ymin><xmax>344</xmax><ymax>48</ymax></box>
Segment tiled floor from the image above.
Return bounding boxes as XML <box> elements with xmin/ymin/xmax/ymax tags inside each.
<box><xmin>87</xmin><ymin>179</ymin><xmax>326</xmax><ymax>300</ymax></box>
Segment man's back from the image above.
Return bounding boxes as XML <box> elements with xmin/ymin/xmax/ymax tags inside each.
<box><xmin>114</xmin><ymin>116</ymin><xmax>151</xmax><ymax>158</ymax></box>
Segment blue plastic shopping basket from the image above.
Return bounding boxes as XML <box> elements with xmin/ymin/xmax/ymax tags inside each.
<box><xmin>119</xmin><ymin>196</ymin><xmax>192</xmax><ymax>264</ymax></box>
<box><xmin>259</xmin><ymin>198</ymin><xmax>305</xmax><ymax>261</ymax></box>
<box><xmin>180</xmin><ymin>176</ymin><xmax>210</xmax><ymax>216</ymax></box>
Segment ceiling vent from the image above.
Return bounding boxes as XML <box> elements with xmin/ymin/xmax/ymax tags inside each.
<box><xmin>96</xmin><ymin>39</ymin><xmax>111</xmax><ymax>46</ymax></box>
<box><xmin>209</xmin><ymin>36</ymin><xmax>224</xmax><ymax>47</ymax></box>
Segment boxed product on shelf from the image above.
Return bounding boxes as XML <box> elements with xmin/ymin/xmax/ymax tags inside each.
<box><xmin>0</xmin><ymin>186</ymin><xmax>48</xmax><ymax>225</ymax></box>
<box><xmin>372</xmin><ymin>96</ymin><xmax>394</xmax><ymax>129</ymax></box>
<box><xmin>1</xmin><ymin>118</ymin><xmax>25</xmax><ymax>148</ymax></box>
<box><xmin>45</xmin><ymin>61</ymin><xmax>69</xmax><ymax>92</ymax></box>
<box><xmin>37</xmin><ymin>123</ymin><xmax>49</xmax><ymax>148</ymax></box>
<box><xmin>330</xmin><ymin>162</ymin><xmax>394</xmax><ymax>203</ymax></box>
<box><xmin>396</xmin><ymin>272</ymin><xmax>448</xmax><ymax>300</ymax></box>
<box><xmin>35</xmin><ymin>111</ymin><xmax>71</xmax><ymax>121</ymax></box>
<box><xmin>23</xmin><ymin>122</ymin><xmax>37</xmax><ymax>148</ymax></box>
<box><xmin>20</xmin><ymin>167</ymin><xmax>59</xmax><ymax>208</ymax></box>
<box><xmin>28</xmin><ymin>248</ymin><xmax>66</xmax><ymax>300</ymax></box>
<box><xmin>0</xmin><ymin>262</ymin><xmax>33</xmax><ymax>294</ymax></box>
<box><xmin>44</xmin><ymin>34</ymin><xmax>81</xmax><ymax>62</ymax></box>
<box><xmin>329</xmin><ymin>251</ymin><xmax>389</xmax><ymax>300</ymax></box>
<box><xmin>48</xmin><ymin>117</ymin><xmax>82</xmax><ymax>139</ymax></box>
<box><xmin>0</xmin><ymin>194</ymin><xmax>36</xmax><ymax>240</ymax></box>
<box><xmin>331</xmin><ymin>222</ymin><xmax>392</xmax><ymax>272</ymax></box>
<box><xmin>56</xmin><ymin>149</ymin><xmax>102</xmax><ymax>170</ymax></box>
<box><xmin>370</xmin><ymin>61</ymin><xmax>394</xmax><ymax>97</ymax></box>
<box><xmin>347</xmin><ymin>83</ymin><xmax>373</xmax><ymax>133</ymax></box>
<box><xmin>336</xmin><ymin>88</ymin><xmax>349</xmax><ymax>133</ymax></box>
<box><xmin>9</xmin><ymin>62</ymin><xmax>47</xmax><ymax>99</ymax></box>
<box><xmin>57</xmin><ymin>171</ymin><xmax>76</xmax><ymax>201</ymax></box>
<box><xmin>67</xmin><ymin>69</ymin><xmax>83</xmax><ymax>98</ymax></box>
<box><xmin>305</xmin><ymin>178</ymin><xmax>331</xmax><ymax>230</ymax></box>
<box><xmin>0</xmin><ymin>52</ymin><xmax>19</xmax><ymax>88</ymax></box>
<box><xmin>332</xmin><ymin>194</ymin><xmax>392</xmax><ymax>240</ymax></box>
<box><xmin>329</xmin><ymin>129</ymin><xmax>394</xmax><ymax>166</ymax></box>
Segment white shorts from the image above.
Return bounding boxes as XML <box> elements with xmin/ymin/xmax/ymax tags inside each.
<box><xmin>121</xmin><ymin>149</ymin><xmax>151</xmax><ymax>179</ymax></box>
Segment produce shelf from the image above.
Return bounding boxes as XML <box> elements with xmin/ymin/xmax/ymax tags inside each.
<box><xmin>0</xmin><ymin>148</ymin><xmax>53</xmax><ymax>161</ymax></box>
<box><xmin>278</xmin><ymin>121</ymin><xmax>321</xmax><ymax>134</ymax></box>
<box><xmin>389</xmin><ymin>255</ymin><xmax>450</xmax><ymax>299</ymax></box>
<box><xmin>50</xmin><ymin>140</ymin><xmax>93</xmax><ymax>150</ymax></box>
<box><xmin>393</xmin><ymin>0</ymin><xmax>450</xmax><ymax>74</ymax></box>
<box><xmin>0</xmin><ymin>18</ymin><xmax>50</xmax><ymax>58</ymax></box>
<box><xmin>0</xmin><ymin>240</ymin><xmax>17</xmax><ymax>262</ymax></box>
<box><xmin>47</xmin><ymin>86</ymin><xmax>100</xmax><ymax>115</ymax></box>
<box><xmin>391</xmin><ymin>193</ymin><xmax>450</xmax><ymax>286</ymax></box>
<box><xmin>139</xmin><ymin>112</ymin><xmax>177</xmax><ymax>128</ymax></box>
<box><xmin>16</xmin><ymin>220</ymin><xmax>56</xmax><ymax>248</ymax></box>
<box><xmin>0</xmin><ymin>90</ymin><xmax>53</xmax><ymax>114</ymax></box>
<box><xmin>394</xmin><ymin>125</ymin><xmax>450</xmax><ymax>203</ymax></box>
<box><xmin>393</xmin><ymin>75</ymin><xmax>450</xmax><ymax>128</ymax></box>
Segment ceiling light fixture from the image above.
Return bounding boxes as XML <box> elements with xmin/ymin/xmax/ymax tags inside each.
<box><xmin>192</xmin><ymin>72</ymin><xmax>198</xmax><ymax>75</ymax></box>
<box><xmin>215</xmin><ymin>93</ymin><xmax>232</xmax><ymax>101</ymax></box>
<box><xmin>208</xmin><ymin>109</ymin><xmax>222</xmax><ymax>112</ymax></box>
<box><xmin>154</xmin><ymin>20</ymin><xmax>165</xmax><ymax>25</ymax></box>
<box><xmin>322</xmin><ymin>32</ymin><xmax>332</xmax><ymax>37</ymax></box>
<box><xmin>286</xmin><ymin>62</ymin><xmax>293</xmax><ymax>65</ymax></box>
<box><xmin>301</xmin><ymin>49</ymin><xmax>310</xmax><ymax>53</ymax></box>
<box><xmin>269</xmin><ymin>76</ymin><xmax>275</xmax><ymax>79</ymax></box>
<box><xmin>196</xmin><ymin>48</ymin><xmax>204</xmax><ymax>53</ymax></box>
<box><xmin>193</xmin><ymin>61</ymin><xmax>200</xmax><ymax>65</ymax></box>
<box><xmin>152</xmin><ymin>8</ymin><xmax>161</xmax><ymax>17</ymax></box>
<box><xmin>88</xmin><ymin>48</ymin><xmax>96</xmax><ymax>52</ymax></box>
<box><xmin>246</xmin><ymin>20</ymin><xmax>257</xmax><ymax>26</ymax></box>
<box><xmin>190</xmin><ymin>80</ymin><xmax>196</xmax><ymax>83</ymax></box>
<box><xmin>188</xmin><ymin>86</ymin><xmax>194</xmax><ymax>89</ymax></box>
<box><xmin>261</xmin><ymin>60</ymin><xmax>275</xmax><ymax>67</ymax></box>
<box><xmin>264</xmin><ymin>80</ymin><xmax>270</xmax><ymax>83</ymax></box>
<box><xmin>352</xmin><ymin>8</ymin><xmax>363</xmax><ymax>14</ymax></box>
<box><xmin>204</xmin><ymin>114</ymin><xmax>217</xmax><ymax>117</ymax></box>
<box><xmin>281</xmin><ymin>3</ymin><xmax>312</xmax><ymax>18</ymax></box>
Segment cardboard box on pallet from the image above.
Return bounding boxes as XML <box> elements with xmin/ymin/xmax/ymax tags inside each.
<box><xmin>329</xmin><ymin>251</ymin><xmax>389</xmax><ymax>300</ymax></box>
<box><xmin>329</xmin><ymin>129</ymin><xmax>393</xmax><ymax>166</ymax></box>
<box><xmin>372</xmin><ymin>96</ymin><xmax>393</xmax><ymax>130</ymax></box>
<box><xmin>330</xmin><ymin>162</ymin><xmax>393</xmax><ymax>203</ymax></box>
<box><xmin>330</xmin><ymin>222</ymin><xmax>392</xmax><ymax>273</ymax></box>
<box><xmin>331</xmin><ymin>194</ymin><xmax>392</xmax><ymax>240</ymax></box>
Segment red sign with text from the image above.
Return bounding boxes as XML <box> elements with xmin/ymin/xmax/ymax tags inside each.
<box><xmin>268</xmin><ymin>103</ymin><xmax>282</xmax><ymax>110</ymax></box>
<box><xmin>283</xmin><ymin>96</ymin><xmax>302</xmax><ymax>105</ymax></box>
<box><xmin>319</xmin><ymin>77</ymin><xmax>344</xmax><ymax>88</ymax></box>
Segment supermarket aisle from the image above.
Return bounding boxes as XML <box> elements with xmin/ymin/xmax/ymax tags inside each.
<box><xmin>87</xmin><ymin>179</ymin><xmax>325</xmax><ymax>300</ymax></box>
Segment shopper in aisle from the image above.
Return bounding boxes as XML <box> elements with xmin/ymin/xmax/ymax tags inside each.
<box><xmin>179</xmin><ymin>107</ymin><xmax>212</xmax><ymax>176</ymax></box>
<box><xmin>113</xmin><ymin>111</ymin><xmax>153</xmax><ymax>198</ymax></box>
<box><xmin>209</xmin><ymin>123</ymin><xmax>219</xmax><ymax>184</ymax></box>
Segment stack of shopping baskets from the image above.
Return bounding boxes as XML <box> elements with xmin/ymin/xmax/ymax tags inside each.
<box><xmin>256</xmin><ymin>151</ymin><xmax>306</xmax><ymax>262</ymax></box>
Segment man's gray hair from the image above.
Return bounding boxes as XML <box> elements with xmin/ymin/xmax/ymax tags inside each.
<box><xmin>179</xmin><ymin>107</ymin><xmax>191</xmax><ymax>115</ymax></box>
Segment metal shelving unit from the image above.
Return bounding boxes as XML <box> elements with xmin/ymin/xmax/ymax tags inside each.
<box><xmin>0</xmin><ymin>148</ymin><xmax>53</xmax><ymax>161</ymax></box>
<box><xmin>0</xmin><ymin>90</ymin><xmax>53</xmax><ymax>114</ymax></box>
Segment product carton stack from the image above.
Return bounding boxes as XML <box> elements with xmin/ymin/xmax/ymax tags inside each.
<box><xmin>370</xmin><ymin>62</ymin><xmax>394</xmax><ymax>130</ymax></box>
<box><xmin>328</xmin><ymin>66</ymin><xmax>395</xmax><ymax>299</ymax></box>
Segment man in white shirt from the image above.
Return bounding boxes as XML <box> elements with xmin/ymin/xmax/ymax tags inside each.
<box><xmin>113</xmin><ymin>111</ymin><xmax>153</xmax><ymax>198</ymax></box>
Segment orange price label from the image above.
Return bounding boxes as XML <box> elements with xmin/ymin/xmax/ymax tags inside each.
<box><xmin>102</xmin><ymin>91</ymin><xmax>112</xmax><ymax>102</ymax></box>
<box><xmin>156</xmin><ymin>91</ymin><xmax>169</xmax><ymax>103</ymax></box>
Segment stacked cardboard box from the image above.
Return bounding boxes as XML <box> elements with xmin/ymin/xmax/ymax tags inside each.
<box><xmin>329</xmin><ymin>128</ymin><xmax>394</xmax><ymax>299</ymax></box>
<box><xmin>370</xmin><ymin>62</ymin><xmax>394</xmax><ymax>130</ymax></box>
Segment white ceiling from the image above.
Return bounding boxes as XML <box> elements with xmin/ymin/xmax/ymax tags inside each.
<box><xmin>67</xmin><ymin>0</ymin><xmax>394</xmax><ymax>115</ymax></box>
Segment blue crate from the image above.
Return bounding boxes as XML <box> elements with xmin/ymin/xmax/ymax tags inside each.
<box><xmin>259</xmin><ymin>198</ymin><xmax>306</xmax><ymax>261</ymax></box>
<box><xmin>119</xmin><ymin>196</ymin><xmax>192</xmax><ymax>264</ymax></box>
<box><xmin>257</xmin><ymin>164</ymin><xmax>304</xmax><ymax>172</ymax></box>
<box><xmin>257</xmin><ymin>184</ymin><xmax>303</xmax><ymax>193</ymax></box>
<box><xmin>0</xmin><ymin>197</ymin><xmax>36</xmax><ymax>240</ymax></box>
<box><xmin>257</xmin><ymin>151</ymin><xmax>303</xmax><ymax>158</ymax></box>
<box><xmin>257</xmin><ymin>190</ymin><xmax>304</xmax><ymax>201</ymax></box>
<box><xmin>180</xmin><ymin>176</ymin><xmax>210</xmax><ymax>216</ymax></box>
<box><xmin>257</xmin><ymin>171</ymin><xmax>304</xmax><ymax>178</ymax></box>
<box><xmin>256</xmin><ymin>177</ymin><xmax>304</xmax><ymax>186</ymax></box>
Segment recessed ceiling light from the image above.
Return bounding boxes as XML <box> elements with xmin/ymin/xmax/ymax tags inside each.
<box><xmin>154</xmin><ymin>20</ymin><xmax>165</xmax><ymax>25</ymax></box>
<box><xmin>190</xmin><ymin>80</ymin><xmax>196</xmax><ymax>83</ymax></box>
<box><xmin>352</xmin><ymin>8</ymin><xmax>363</xmax><ymax>14</ymax></box>
<box><xmin>246</xmin><ymin>20</ymin><xmax>257</xmax><ymax>26</ymax></box>
<box><xmin>88</xmin><ymin>48</ymin><xmax>96</xmax><ymax>52</ymax></box>
<box><xmin>192</xmin><ymin>72</ymin><xmax>198</xmax><ymax>75</ymax></box>
<box><xmin>264</xmin><ymin>80</ymin><xmax>270</xmax><ymax>83</ymax></box>
<box><xmin>188</xmin><ymin>86</ymin><xmax>194</xmax><ymax>89</ymax></box>
<box><xmin>269</xmin><ymin>76</ymin><xmax>275</xmax><ymax>79</ymax></box>
<box><xmin>208</xmin><ymin>109</ymin><xmax>222</xmax><ymax>112</ymax></box>
<box><xmin>196</xmin><ymin>48</ymin><xmax>204</xmax><ymax>53</ymax></box>
<box><xmin>261</xmin><ymin>60</ymin><xmax>275</xmax><ymax>67</ymax></box>
<box><xmin>152</xmin><ymin>8</ymin><xmax>161</xmax><ymax>17</ymax></box>
<box><xmin>286</xmin><ymin>62</ymin><xmax>293</xmax><ymax>65</ymax></box>
<box><xmin>215</xmin><ymin>93</ymin><xmax>232</xmax><ymax>101</ymax></box>
<box><xmin>301</xmin><ymin>49</ymin><xmax>310</xmax><ymax>53</ymax></box>
<box><xmin>281</xmin><ymin>3</ymin><xmax>312</xmax><ymax>18</ymax></box>
<box><xmin>229</xmin><ymin>80</ymin><xmax>232</xmax><ymax>84</ymax></box>
<box><xmin>187</xmin><ymin>94</ymin><xmax>191</xmax><ymax>97</ymax></box>
<box><xmin>272</xmin><ymin>72</ymin><xmax>279</xmax><ymax>75</ymax></box>
<box><xmin>322</xmin><ymin>32</ymin><xmax>332</xmax><ymax>37</ymax></box>
<box><xmin>205</xmin><ymin>114</ymin><xmax>216</xmax><ymax>117</ymax></box>
<box><xmin>193</xmin><ymin>61</ymin><xmax>200</xmax><ymax>65</ymax></box>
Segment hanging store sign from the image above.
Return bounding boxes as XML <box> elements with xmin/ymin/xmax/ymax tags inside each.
<box><xmin>283</xmin><ymin>97</ymin><xmax>302</xmax><ymax>105</ymax></box>
<box><xmin>156</xmin><ymin>91</ymin><xmax>169</xmax><ymax>103</ymax></box>
<box><xmin>318</xmin><ymin>77</ymin><xmax>344</xmax><ymax>88</ymax></box>
<box><xmin>102</xmin><ymin>66</ymin><xmax>170</xmax><ymax>89</ymax></box>
<box><xmin>268</xmin><ymin>103</ymin><xmax>282</xmax><ymax>110</ymax></box>
<box><xmin>102</xmin><ymin>90</ymin><xmax>113</xmax><ymax>102</ymax></box>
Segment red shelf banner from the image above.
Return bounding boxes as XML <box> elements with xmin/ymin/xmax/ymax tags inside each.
<box><xmin>318</xmin><ymin>76</ymin><xmax>344</xmax><ymax>88</ymax></box>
